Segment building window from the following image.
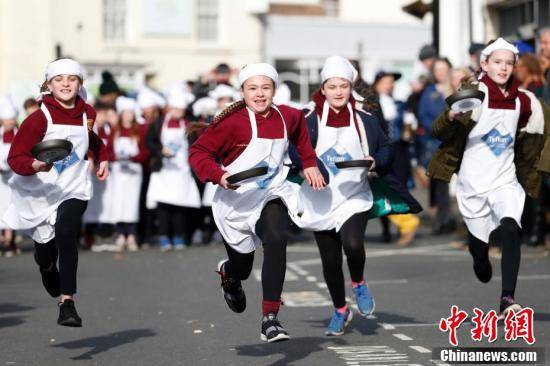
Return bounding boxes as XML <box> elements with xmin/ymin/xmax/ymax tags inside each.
<box><xmin>497</xmin><ymin>0</ymin><xmax>535</xmax><ymax>38</ymax></box>
<box><xmin>103</xmin><ymin>0</ymin><xmax>127</xmax><ymax>41</ymax></box>
<box><xmin>197</xmin><ymin>0</ymin><xmax>219</xmax><ymax>42</ymax></box>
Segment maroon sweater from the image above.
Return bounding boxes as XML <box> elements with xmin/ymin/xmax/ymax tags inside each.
<box><xmin>190</xmin><ymin>104</ymin><xmax>317</xmax><ymax>184</ymax></box>
<box><xmin>2</xmin><ymin>129</ymin><xmax>15</xmax><ymax>143</ymax></box>
<box><xmin>8</xmin><ymin>95</ymin><xmax>108</xmax><ymax>176</ymax></box>
<box><xmin>106</xmin><ymin>124</ymin><xmax>150</xmax><ymax>164</ymax></box>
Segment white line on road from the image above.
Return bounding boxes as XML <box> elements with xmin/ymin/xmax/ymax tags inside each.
<box><xmin>494</xmin><ymin>274</ymin><xmax>550</xmax><ymax>280</ymax></box>
<box><xmin>381</xmin><ymin>323</ymin><xmax>396</xmax><ymax>330</ymax></box>
<box><xmin>306</xmin><ymin>276</ymin><xmax>317</xmax><ymax>282</ymax></box>
<box><xmin>409</xmin><ymin>345</ymin><xmax>431</xmax><ymax>353</ymax></box>
<box><xmin>393</xmin><ymin>334</ymin><xmax>413</xmax><ymax>341</ymax></box>
<box><xmin>388</xmin><ymin>323</ymin><xmax>439</xmax><ymax>328</ymax></box>
<box><xmin>316</xmin><ymin>282</ymin><xmax>327</xmax><ymax>289</ymax></box>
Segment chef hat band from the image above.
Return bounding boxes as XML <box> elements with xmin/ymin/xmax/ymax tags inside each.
<box><xmin>45</xmin><ymin>58</ymin><xmax>84</xmax><ymax>81</ymax></box>
<box><xmin>480</xmin><ymin>38</ymin><xmax>519</xmax><ymax>63</ymax></box>
<box><xmin>238</xmin><ymin>63</ymin><xmax>279</xmax><ymax>87</ymax></box>
<box><xmin>116</xmin><ymin>96</ymin><xmax>137</xmax><ymax>114</ymax></box>
<box><xmin>320</xmin><ymin>56</ymin><xmax>357</xmax><ymax>84</ymax></box>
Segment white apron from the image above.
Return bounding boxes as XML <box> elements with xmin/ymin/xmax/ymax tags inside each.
<box><xmin>456</xmin><ymin>82</ymin><xmax>525</xmax><ymax>243</ymax></box>
<box><xmin>212</xmin><ymin>106</ymin><xmax>302</xmax><ymax>253</ymax></box>
<box><xmin>110</xmin><ymin>134</ymin><xmax>142</xmax><ymax>223</ymax></box>
<box><xmin>83</xmin><ymin>124</ymin><xmax>114</xmax><ymax>223</ymax></box>
<box><xmin>202</xmin><ymin>183</ymin><xmax>217</xmax><ymax>207</ymax></box>
<box><xmin>147</xmin><ymin>116</ymin><xmax>201</xmax><ymax>208</ymax></box>
<box><xmin>0</xmin><ymin>127</ymin><xmax>14</xmax><ymax>229</ymax></box>
<box><xmin>294</xmin><ymin>102</ymin><xmax>373</xmax><ymax>231</ymax></box>
<box><xmin>3</xmin><ymin>104</ymin><xmax>91</xmax><ymax>243</ymax></box>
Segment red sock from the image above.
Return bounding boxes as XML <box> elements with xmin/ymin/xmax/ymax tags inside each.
<box><xmin>262</xmin><ymin>300</ymin><xmax>281</xmax><ymax>316</ymax></box>
<box><xmin>336</xmin><ymin>304</ymin><xmax>348</xmax><ymax>314</ymax></box>
<box><xmin>351</xmin><ymin>279</ymin><xmax>365</xmax><ymax>288</ymax></box>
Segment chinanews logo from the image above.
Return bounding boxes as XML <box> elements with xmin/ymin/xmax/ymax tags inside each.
<box><xmin>434</xmin><ymin>305</ymin><xmax>545</xmax><ymax>365</ymax></box>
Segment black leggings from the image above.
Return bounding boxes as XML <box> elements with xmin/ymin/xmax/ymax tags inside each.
<box><xmin>34</xmin><ymin>199</ymin><xmax>87</xmax><ymax>295</ymax></box>
<box><xmin>468</xmin><ymin>217</ymin><xmax>521</xmax><ymax>298</ymax></box>
<box><xmin>223</xmin><ymin>199</ymin><xmax>289</xmax><ymax>302</ymax></box>
<box><xmin>314</xmin><ymin>211</ymin><xmax>368</xmax><ymax>308</ymax></box>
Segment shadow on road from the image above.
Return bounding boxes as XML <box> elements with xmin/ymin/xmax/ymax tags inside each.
<box><xmin>534</xmin><ymin>312</ymin><xmax>550</xmax><ymax>322</ymax></box>
<box><xmin>0</xmin><ymin>303</ymin><xmax>35</xmax><ymax>314</ymax></box>
<box><xmin>51</xmin><ymin>328</ymin><xmax>156</xmax><ymax>360</ymax></box>
<box><xmin>0</xmin><ymin>303</ymin><xmax>35</xmax><ymax>328</ymax></box>
<box><xmin>235</xmin><ymin>336</ymin><xmax>349</xmax><ymax>366</ymax></box>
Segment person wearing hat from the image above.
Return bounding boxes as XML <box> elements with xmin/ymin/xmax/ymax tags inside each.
<box><xmin>98</xmin><ymin>71</ymin><xmax>120</xmax><ymax>108</ymax></box>
<box><xmin>83</xmin><ymin>102</ymin><xmax>116</xmax><ymax>249</ymax></box>
<box><xmin>190</xmin><ymin>62</ymin><xmax>325</xmax><ymax>342</ymax></box>
<box><xmin>427</xmin><ymin>38</ymin><xmax>550</xmax><ymax>318</ymax></box>
<box><xmin>192</xmin><ymin>62</ymin><xmax>235</xmax><ymax>99</ymax></box>
<box><xmin>373</xmin><ymin>71</ymin><xmax>421</xmax><ymax>246</ymax></box>
<box><xmin>3</xmin><ymin>58</ymin><xmax>109</xmax><ymax>326</ymax></box>
<box><xmin>0</xmin><ymin>97</ymin><xmax>19</xmax><ymax>257</ymax></box>
<box><xmin>413</xmin><ymin>44</ymin><xmax>437</xmax><ymax>80</ymax></box>
<box><xmin>146</xmin><ymin>87</ymin><xmax>201</xmax><ymax>251</ymax></box>
<box><xmin>290</xmin><ymin>56</ymin><xmax>421</xmax><ymax>336</ymax></box>
<box><xmin>108</xmin><ymin>96</ymin><xmax>149</xmax><ymax>252</ymax></box>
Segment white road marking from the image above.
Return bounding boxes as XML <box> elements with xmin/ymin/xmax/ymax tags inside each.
<box><xmin>387</xmin><ymin>323</ymin><xmax>439</xmax><ymax>328</ymax></box>
<box><xmin>409</xmin><ymin>345</ymin><xmax>431</xmax><ymax>353</ymax></box>
<box><xmin>253</xmin><ymin>269</ymin><xmax>298</xmax><ymax>282</ymax></box>
<box><xmin>287</xmin><ymin>262</ymin><xmax>310</xmax><ymax>276</ymax></box>
<box><xmin>316</xmin><ymin>282</ymin><xmax>327</xmax><ymax>289</ymax></box>
<box><xmin>306</xmin><ymin>276</ymin><xmax>317</xmax><ymax>282</ymax></box>
<box><xmin>281</xmin><ymin>291</ymin><xmax>332</xmax><ymax>307</ymax></box>
<box><xmin>328</xmin><ymin>345</ymin><xmax>418</xmax><ymax>365</ymax></box>
<box><xmin>393</xmin><ymin>334</ymin><xmax>413</xmax><ymax>341</ymax></box>
<box><xmin>381</xmin><ymin>323</ymin><xmax>396</xmax><ymax>330</ymax></box>
<box><xmin>493</xmin><ymin>274</ymin><xmax>550</xmax><ymax>280</ymax></box>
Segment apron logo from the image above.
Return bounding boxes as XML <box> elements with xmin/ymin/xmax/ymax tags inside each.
<box><xmin>481</xmin><ymin>128</ymin><xmax>513</xmax><ymax>156</ymax></box>
<box><xmin>320</xmin><ymin>147</ymin><xmax>352</xmax><ymax>175</ymax></box>
<box><xmin>53</xmin><ymin>151</ymin><xmax>79</xmax><ymax>175</ymax></box>
<box><xmin>167</xmin><ymin>142</ymin><xmax>182</xmax><ymax>155</ymax></box>
<box><xmin>254</xmin><ymin>161</ymin><xmax>279</xmax><ymax>189</ymax></box>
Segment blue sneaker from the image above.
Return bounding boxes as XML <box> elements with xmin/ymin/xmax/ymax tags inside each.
<box><xmin>159</xmin><ymin>235</ymin><xmax>172</xmax><ymax>252</ymax></box>
<box><xmin>173</xmin><ymin>236</ymin><xmax>187</xmax><ymax>250</ymax></box>
<box><xmin>353</xmin><ymin>284</ymin><xmax>375</xmax><ymax>316</ymax></box>
<box><xmin>326</xmin><ymin>308</ymin><xmax>353</xmax><ymax>336</ymax></box>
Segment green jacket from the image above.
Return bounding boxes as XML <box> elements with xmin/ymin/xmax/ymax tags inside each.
<box><xmin>426</xmin><ymin>81</ymin><xmax>550</xmax><ymax>199</ymax></box>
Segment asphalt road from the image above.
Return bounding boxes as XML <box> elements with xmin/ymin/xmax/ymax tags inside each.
<box><xmin>1</xmin><ymin>229</ymin><xmax>549</xmax><ymax>366</ymax></box>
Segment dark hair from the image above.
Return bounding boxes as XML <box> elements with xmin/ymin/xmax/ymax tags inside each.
<box><xmin>99</xmin><ymin>70</ymin><xmax>120</xmax><ymax>95</ymax></box>
<box><xmin>23</xmin><ymin>98</ymin><xmax>38</xmax><ymax>110</ymax></box>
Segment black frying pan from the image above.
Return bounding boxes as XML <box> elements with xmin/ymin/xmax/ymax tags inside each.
<box><xmin>445</xmin><ymin>89</ymin><xmax>485</xmax><ymax>113</ymax></box>
<box><xmin>226</xmin><ymin>166</ymin><xmax>269</xmax><ymax>184</ymax></box>
<box><xmin>31</xmin><ymin>139</ymin><xmax>73</xmax><ymax>164</ymax></box>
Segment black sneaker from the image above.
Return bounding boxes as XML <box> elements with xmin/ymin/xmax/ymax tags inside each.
<box><xmin>261</xmin><ymin>313</ymin><xmax>290</xmax><ymax>342</ymax></box>
<box><xmin>39</xmin><ymin>265</ymin><xmax>61</xmax><ymax>298</ymax></box>
<box><xmin>498</xmin><ymin>296</ymin><xmax>522</xmax><ymax>320</ymax></box>
<box><xmin>216</xmin><ymin>260</ymin><xmax>246</xmax><ymax>313</ymax></box>
<box><xmin>57</xmin><ymin>299</ymin><xmax>82</xmax><ymax>327</ymax></box>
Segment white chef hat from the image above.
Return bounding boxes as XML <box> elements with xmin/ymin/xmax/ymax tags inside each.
<box><xmin>238</xmin><ymin>63</ymin><xmax>279</xmax><ymax>87</ymax></box>
<box><xmin>480</xmin><ymin>38</ymin><xmax>519</xmax><ymax>63</ymax></box>
<box><xmin>116</xmin><ymin>96</ymin><xmax>137</xmax><ymax>114</ymax></box>
<box><xmin>167</xmin><ymin>89</ymin><xmax>195</xmax><ymax>109</ymax></box>
<box><xmin>192</xmin><ymin>97</ymin><xmax>217</xmax><ymax>117</ymax></box>
<box><xmin>45</xmin><ymin>58</ymin><xmax>84</xmax><ymax>81</ymax></box>
<box><xmin>208</xmin><ymin>84</ymin><xmax>239</xmax><ymax>101</ymax></box>
<box><xmin>0</xmin><ymin>97</ymin><xmax>17</xmax><ymax>120</ymax></box>
<box><xmin>320</xmin><ymin>56</ymin><xmax>358</xmax><ymax>84</ymax></box>
<box><xmin>137</xmin><ymin>87</ymin><xmax>166</xmax><ymax>109</ymax></box>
